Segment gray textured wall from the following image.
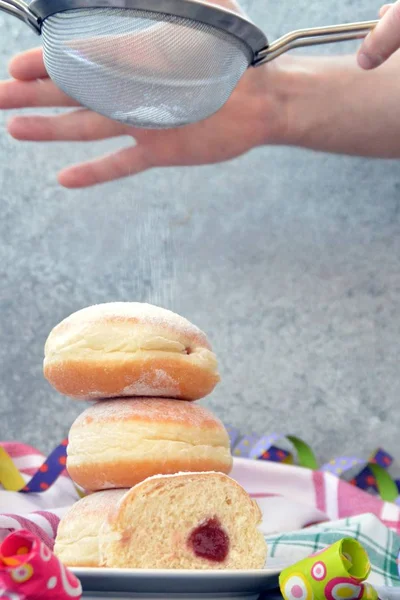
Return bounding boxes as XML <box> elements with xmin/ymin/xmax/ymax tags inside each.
<box><xmin>1</xmin><ymin>1</ymin><xmax>399</xmax><ymax>466</ymax></box>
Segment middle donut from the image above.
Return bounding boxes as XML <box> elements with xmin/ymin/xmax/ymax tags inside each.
<box><xmin>67</xmin><ymin>398</ymin><xmax>232</xmax><ymax>491</ymax></box>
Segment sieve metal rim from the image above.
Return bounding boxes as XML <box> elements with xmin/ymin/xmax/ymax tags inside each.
<box><xmin>29</xmin><ymin>0</ymin><xmax>268</xmax><ymax>58</ymax></box>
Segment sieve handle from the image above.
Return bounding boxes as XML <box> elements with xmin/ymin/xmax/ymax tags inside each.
<box><xmin>254</xmin><ymin>20</ymin><xmax>379</xmax><ymax>65</ymax></box>
<box><xmin>0</xmin><ymin>0</ymin><xmax>41</xmax><ymax>33</ymax></box>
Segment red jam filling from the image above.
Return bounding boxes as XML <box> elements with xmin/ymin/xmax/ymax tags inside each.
<box><xmin>187</xmin><ymin>518</ymin><xmax>229</xmax><ymax>563</ymax></box>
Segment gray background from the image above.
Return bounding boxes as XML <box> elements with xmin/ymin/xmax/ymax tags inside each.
<box><xmin>0</xmin><ymin>0</ymin><xmax>399</xmax><ymax>466</ymax></box>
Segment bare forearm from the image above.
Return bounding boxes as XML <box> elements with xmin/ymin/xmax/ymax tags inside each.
<box><xmin>274</xmin><ymin>51</ymin><xmax>400</xmax><ymax>158</ymax></box>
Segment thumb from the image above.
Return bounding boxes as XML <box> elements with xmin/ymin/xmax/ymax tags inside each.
<box><xmin>357</xmin><ymin>1</ymin><xmax>400</xmax><ymax>69</ymax></box>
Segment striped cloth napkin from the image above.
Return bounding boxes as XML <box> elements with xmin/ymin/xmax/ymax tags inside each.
<box><xmin>1</xmin><ymin>443</ymin><xmax>400</xmax><ymax>598</ymax></box>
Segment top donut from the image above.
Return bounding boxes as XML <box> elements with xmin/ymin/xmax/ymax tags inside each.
<box><xmin>44</xmin><ymin>302</ymin><xmax>220</xmax><ymax>401</ymax></box>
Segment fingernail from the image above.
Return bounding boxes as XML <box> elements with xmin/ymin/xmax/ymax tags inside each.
<box><xmin>358</xmin><ymin>52</ymin><xmax>383</xmax><ymax>70</ymax></box>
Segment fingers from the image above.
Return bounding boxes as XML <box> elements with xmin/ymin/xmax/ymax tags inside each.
<box><xmin>0</xmin><ymin>79</ymin><xmax>79</xmax><ymax>109</ymax></box>
<box><xmin>8</xmin><ymin>48</ymin><xmax>48</xmax><ymax>81</ymax></box>
<box><xmin>58</xmin><ymin>144</ymin><xmax>151</xmax><ymax>188</ymax></box>
<box><xmin>8</xmin><ymin>109</ymin><xmax>127</xmax><ymax>141</ymax></box>
<box><xmin>358</xmin><ymin>1</ymin><xmax>400</xmax><ymax>69</ymax></box>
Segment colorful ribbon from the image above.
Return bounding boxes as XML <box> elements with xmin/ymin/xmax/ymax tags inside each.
<box><xmin>0</xmin><ymin>441</ymin><xmax>68</xmax><ymax>494</ymax></box>
<box><xmin>321</xmin><ymin>451</ymin><xmax>398</xmax><ymax>503</ymax></box>
<box><xmin>227</xmin><ymin>428</ymin><xmax>293</xmax><ymax>463</ymax></box>
<box><xmin>228</xmin><ymin>430</ymin><xmax>399</xmax><ymax>504</ymax></box>
<box><xmin>355</xmin><ymin>449</ymin><xmax>393</xmax><ymax>492</ymax></box>
<box><xmin>279</xmin><ymin>538</ymin><xmax>377</xmax><ymax>600</ymax></box>
<box><xmin>231</xmin><ymin>433</ymin><xmax>318</xmax><ymax>469</ymax></box>
<box><xmin>0</xmin><ymin>447</ymin><xmax>26</xmax><ymax>492</ymax></box>
<box><xmin>248</xmin><ymin>434</ymin><xmax>318</xmax><ymax>470</ymax></box>
<box><xmin>322</xmin><ymin>448</ymin><xmax>393</xmax><ymax>486</ymax></box>
<box><xmin>21</xmin><ymin>440</ymin><xmax>68</xmax><ymax>494</ymax></box>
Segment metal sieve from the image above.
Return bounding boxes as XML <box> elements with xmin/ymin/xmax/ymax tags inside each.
<box><xmin>0</xmin><ymin>0</ymin><xmax>378</xmax><ymax>128</ymax></box>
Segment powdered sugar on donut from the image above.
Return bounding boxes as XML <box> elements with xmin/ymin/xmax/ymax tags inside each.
<box><xmin>81</xmin><ymin>370</ymin><xmax>181</xmax><ymax>400</ymax></box>
<box><xmin>121</xmin><ymin>369</ymin><xmax>180</xmax><ymax>397</ymax></box>
<box><xmin>63</xmin><ymin>489</ymin><xmax>127</xmax><ymax>517</ymax></box>
<box><xmin>82</xmin><ymin>370</ymin><xmax>179</xmax><ymax>400</ymax></box>
<box><xmin>72</xmin><ymin>398</ymin><xmax>226</xmax><ymax>430</ymax></box>
<box><xmin>47</xmin><ymin>303</ymin><xmax>211</xmax><ymax>349</ymax></box>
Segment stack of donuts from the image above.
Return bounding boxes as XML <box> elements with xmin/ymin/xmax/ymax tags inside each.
<box><xmin>43</xmin><ymin>303</ymin><xmax>266</xmax><ymax>570</ymax></box>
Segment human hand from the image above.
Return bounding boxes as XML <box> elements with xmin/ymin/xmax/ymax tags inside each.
<box><xmin>358</xmin><ymin>2</ymin><xmax>400</xmax><ymax>69</ymax></box>
<box><xmin>0</xmin><ymin>48</ymin><xmax>286</xmax><ymax>188</ymax></box>
<box><xmin>0</xmin><ymin>0</ymin><xmax>287</xmax><ymax>188</ymax></box>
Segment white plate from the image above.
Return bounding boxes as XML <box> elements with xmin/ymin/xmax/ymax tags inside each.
<box><xmin>72</xmin><ymin>566</ymin><xmax>280</xmax><ymax>599</ymax></box>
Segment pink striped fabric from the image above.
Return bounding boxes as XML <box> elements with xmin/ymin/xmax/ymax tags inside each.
<box><xmin>2</xmin><ymin>515</ymin><xmax>55</xmax><ymax>549</ymax></box>
<box><xmin>34</xmin><ymin>511</ymin><xmax>60</xmax><ymax>537</ymax></box>
<box><xmin>1</xmin><ymin>442</ymin><xmax>42</xmax><ymax>461</ymax></box>
<box><xmin>312</xmin><ymin>470</ymin><xmax>327</xmax><ymax>513</ymax></box>
<box><xmin>230</xmin><ymin>458</ymin><xmax>400</xmax><ymax>535</ymax></box>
